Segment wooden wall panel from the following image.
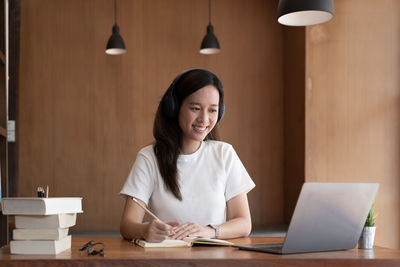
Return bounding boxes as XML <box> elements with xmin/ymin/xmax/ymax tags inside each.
<box><xmin>283</xmin><ymin>27</ymin><xmax>305</xmax><ymax>223</ymax></box>
<box><xmin>306</xmin><ymin>0</ymin><xmax>400</xmax><ymax>249</ymax></box>
<box><xmin>18</xmin><ymin>0</ymin><xmax>283</xmax><ymax>232</ymax></box>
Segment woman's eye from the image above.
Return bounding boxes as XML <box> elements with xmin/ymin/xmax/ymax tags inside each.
<box><xmin>210</xmin><ymin>109</ymin><xmax>218</xmax><ymax>113</ymax></box>
<box><xmin>191</xmin><ymin>107</ymin><xmax>200</xmax><ymax>111</ymax></box>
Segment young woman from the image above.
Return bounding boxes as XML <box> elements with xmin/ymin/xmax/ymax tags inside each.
<box><xmin>120</xmin><ymin>69</ymin><xmax>255</xmax><ymax>242</ymax></box>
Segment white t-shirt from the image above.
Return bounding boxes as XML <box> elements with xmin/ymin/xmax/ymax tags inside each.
<box><xmin>120</xmin><ymin>140</ymin><xmax>255</xmax><ymax>226</ymax></box>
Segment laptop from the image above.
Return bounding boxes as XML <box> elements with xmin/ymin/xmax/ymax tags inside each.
<box><xmin>234</xmin><ymin>182</ymin><xmax>379</xmax><ymax>254</ymax></box>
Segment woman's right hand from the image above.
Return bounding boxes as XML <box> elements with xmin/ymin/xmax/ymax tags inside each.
<box><xmin>144</xmin><ymin>220</ymin><xmax>179</xmax><ymax>243</ymax></box>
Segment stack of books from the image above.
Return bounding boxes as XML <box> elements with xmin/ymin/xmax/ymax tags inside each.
<box><xmin>1</xmin><ymin>197</ymin><xmax>83</xmax><ymax>255</ymax></box>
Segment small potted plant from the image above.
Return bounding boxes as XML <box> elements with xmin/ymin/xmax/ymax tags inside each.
<box><xmin>358</xmin><ymin>199</ymin><xmax>377</xmax><ymax>249</ymax></box>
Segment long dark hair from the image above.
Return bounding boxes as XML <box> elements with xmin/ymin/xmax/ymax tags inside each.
<box><xmin>153</xmin><ymin>69</ymin><xmax>224</xmax><ymax>200</ymax></box>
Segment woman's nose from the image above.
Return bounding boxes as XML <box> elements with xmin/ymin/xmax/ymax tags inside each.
<box><xmin>197</xmin><ymin>110</ymin><xmax>208</xmax><ymax>122</ymax></box>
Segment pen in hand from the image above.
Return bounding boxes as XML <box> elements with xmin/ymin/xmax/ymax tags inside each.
<box><xmin>131</xmin><ymin>196</ymin><xmax>162</xmax><ymax>222</ymax></box>
<box><xmin>131</xmin><ymin>196</ymin><xmax>178</xmax><ymax>237</ymax></box>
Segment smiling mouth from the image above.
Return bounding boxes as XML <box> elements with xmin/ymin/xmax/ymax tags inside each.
<box><xmin>193</xmin><ymin>125</ymin><xmax>208</xmax><ymax>133</ymax></box>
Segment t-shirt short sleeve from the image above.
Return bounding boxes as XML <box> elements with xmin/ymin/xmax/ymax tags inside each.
<box><xmin>224</xmin><ymin>145</ymin><xmax>255</xmax><ymax>201</ymax></box>
<box><xmin>119</xmin><ymin>146</ymin><xmax>155</xmax><ymax>205</ymax></box>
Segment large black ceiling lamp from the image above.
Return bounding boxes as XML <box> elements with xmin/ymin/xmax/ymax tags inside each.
<box><xmin>277</xmin><ymin>0</ymin><xmax>334</xmax><ymax>26</ymax></box>
<box><xmin>200</xmin><ymin>0</ymin><xmax>220</xmax><ymax>55</ymax></box>
<box><xmin>106</xmin><ymin>0</ymin><xmax>127</xmax><ymax>55</ymax></box>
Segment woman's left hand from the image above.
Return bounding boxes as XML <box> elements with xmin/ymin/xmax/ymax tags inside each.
<box><xmin>171</xmin><ymin>222</ymin><xmax>214</xmax><ymax>240</ymax></box>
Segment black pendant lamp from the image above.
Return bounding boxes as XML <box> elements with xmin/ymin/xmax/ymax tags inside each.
<box><xmin>200</xmin><ymin>0</ymin><xmax>220</xmax><ymax>55</ymax></box>
<box><xmin>106</xmin><ymin>0</ymin><xmax>127</xmax><ymax>55</ymax></box>
<box><xmin>277</xmin><ymin>0</ymin><xmax>334</xmax><ymax>26</ymax></box>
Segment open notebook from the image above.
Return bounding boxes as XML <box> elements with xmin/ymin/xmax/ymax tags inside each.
<box><xmin>133</xmin><ymin>237</ymin><xmax>233</xmax><ymax>248</ymax></box>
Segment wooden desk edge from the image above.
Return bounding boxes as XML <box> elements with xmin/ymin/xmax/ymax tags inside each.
<box><xmin>0</xmin><ymin>236</ymin><xmax>399</xmax><ymax>267</ymax></box>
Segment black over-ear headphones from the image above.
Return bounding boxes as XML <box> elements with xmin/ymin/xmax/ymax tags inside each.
<box><xmin>161</xmin><ymin>68</ymin><xmax>225</xmax><ymax>122</ymax></box>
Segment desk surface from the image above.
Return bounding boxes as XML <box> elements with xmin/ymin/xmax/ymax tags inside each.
<box><xmin>0</xmin><ymin>236</ymin><xmax>399</xmax><ymax>266</ymax></box>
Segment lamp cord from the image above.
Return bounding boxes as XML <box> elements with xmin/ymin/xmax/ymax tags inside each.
<box><xmin>114</xmin><ymin>0</ymin><xmax>117</xmax><ymax>24</ymax></box>
<box><xmin>208</xmin><ymin>0</ymin><xmax>211</xmax><ymax>25</ymax></box>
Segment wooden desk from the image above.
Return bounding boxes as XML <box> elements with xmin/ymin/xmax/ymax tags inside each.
<box><xmin>0</xmin><ymin>236</ymin><xmax>399</xmax><ymax>266</ymax></box>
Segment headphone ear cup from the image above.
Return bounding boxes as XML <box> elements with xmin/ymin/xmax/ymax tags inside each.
<box><xmin>218</xmin><ymin>103</ymin><xmax>225</xmax><ymax>122</ymax></box>
<box><xmin>162</xmin><ymin>86</ymin><xmax>178</xmax><ymax>119</ymax></box>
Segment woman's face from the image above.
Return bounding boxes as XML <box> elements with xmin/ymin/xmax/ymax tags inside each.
<box><xmin>179</xmin><ymin>85</ymin><xmax>220</xmax><ymax>149</ymax></box>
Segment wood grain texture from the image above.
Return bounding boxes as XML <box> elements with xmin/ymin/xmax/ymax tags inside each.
<box><xmin>283</xmin><ymin>27</ymin><xmax>305</xmax><ymax>223</ymax></box>
<box><xmin>8</xmin><ymin>0</ymin><xmax>21</xmax><ymax>207</ymax></box>
<box><xmin>18</xmin><ymin>0</ymin><xmax>283</xmax><ymax>232</ymax></box>
<box><xmin>0</xmin><ymin>236</ymin><xmax>399</xmax><ymax>266</ymax></box>
<box><xmin>0</xmin><ymin>0</ymin><xmax>9</xmax><ymax>247</ymax></box>
<box><xmin>0</xmin><ymin>136</ymin><xmax>8</xmax><ymax>246</ymax></box>
<box><xmin>306</xmin><ymin>0</ymin><xmax>400</xmax><ymax>249</ymax></box>
<box><xmin>0</xmin><ymin>126</ymin><xmax>6</xmax><ymax>137</ymax></box>
<box><xmin>0</xmin><ymin>61</ymin><xmax>5</xmax><ymax>128</ymax></box>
